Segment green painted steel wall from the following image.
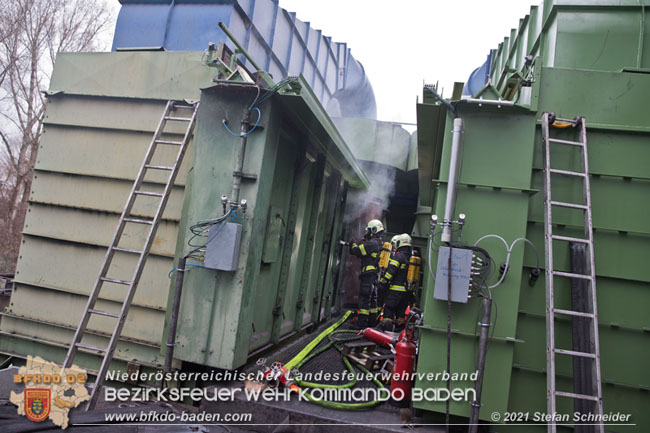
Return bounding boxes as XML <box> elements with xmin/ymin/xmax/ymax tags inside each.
<box><xmin>507</xmin><ymin>66</ymin><xmax>650</xmax><ymax>433</ymax></box>
<box><xmin>0</xmin><ymin>52</ymin><xmax>215</xmax><ymax>374</ymax></box>
<box><xmin>414</xmin><ymin>106</ymin><xmax>538</xmax><ymax>420</ymax></box>
<box><xmin>166</xmin><ymin>80</ymin><xmax>363</xmax><ymax>369</ymax></box>
<box><xmin>489</xmin><ymin>0</ymin><xmax>650</xmax><ymax>97</ymax></box>
<box><xmin>416</xmin><ymin>2</ymin><xmax>650</xmax><ymax>430</ymax></box>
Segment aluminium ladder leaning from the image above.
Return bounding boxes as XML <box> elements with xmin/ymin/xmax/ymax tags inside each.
<box><xmin>541</xmin><ymin>112</ymin><xmax>604</xmax><ymax>433</ymax></box>
<box><xmin>63</xmin><ymin>100</ymin><xmax>199</xmax><ymax>410</ymax></box>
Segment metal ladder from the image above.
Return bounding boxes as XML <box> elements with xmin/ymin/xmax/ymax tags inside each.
<box><xmin>541</xmin><ymin>112</ymin><xmax>604</xmax><ymax>433</ymax></box>
<box><xmin>63</xmin><ymin>100</ymin><xmax>199</xmax><ymax>410</ymax></box>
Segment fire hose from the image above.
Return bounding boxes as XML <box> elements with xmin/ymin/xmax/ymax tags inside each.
<box><xmin>265</xmin><ymin>311</ymin><xmax>387</xmax><ymax>410</ymax></box>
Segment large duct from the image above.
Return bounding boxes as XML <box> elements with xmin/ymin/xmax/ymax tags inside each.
<box><xmin>113</xmin><ymin>0</ymin><xmax>377</xmax><ymax>119</ymax></box>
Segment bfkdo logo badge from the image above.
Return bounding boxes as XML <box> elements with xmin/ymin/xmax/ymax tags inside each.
<box><xmin>25</xmin><ymin>389</ymin><xmax>51</xmax><ymax>422</ymax></box>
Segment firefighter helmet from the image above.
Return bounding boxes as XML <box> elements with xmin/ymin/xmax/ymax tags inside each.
<box><xmin>390</xmin><ymin>234</ymin><xmax>399</xmax><ymax>249</ymax></box>
<box><xmin>396</xmin><ymin>233</ymin><xmax>413</xmax><ymax>249</ymax></box>
<box><xmin>366</xmin><ymin>219</ymin><xmax>384</xmax><ymax>236</ymax></box>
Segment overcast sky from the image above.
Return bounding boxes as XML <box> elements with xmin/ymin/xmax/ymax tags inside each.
<box><xmin>106</xmin><ymin>1</ymin><xmax>540</xmax><ymax>125</ymax></box>
<box><xmin>278</xmin><ymin>0</ymin><xmax>540</xmax><ymax>124</ymax></box>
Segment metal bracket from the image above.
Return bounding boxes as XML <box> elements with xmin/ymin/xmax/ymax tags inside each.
<box><xmin>233</xmin><ymin>171</ymin><xmax>258</xmax><ymax>181</ymax></box>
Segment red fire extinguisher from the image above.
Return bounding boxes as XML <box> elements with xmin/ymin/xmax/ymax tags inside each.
<box><xmin>390</xmin><ymin>329</ymin><xmax>416</xmax><ymax>407</ymax></box>
<box><xmin>361</xmin><ymin>327</ymin><xmax>417</xmax><ymax>407</ymax></box>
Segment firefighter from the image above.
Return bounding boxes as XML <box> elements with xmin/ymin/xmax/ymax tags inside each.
<box><xmin>349</xmin><ymin>219</ymin><xmax>385</xmax><ymax>328</ymax></box>
<box><xmin>378</xmin><ymin>233</ymin><xmax>412</xmax><ymax>332</ymax></box>
<box><xmin>375</xmin><ymin>234</ymin><xmax>400</xmax><ymax>322</ymax></box>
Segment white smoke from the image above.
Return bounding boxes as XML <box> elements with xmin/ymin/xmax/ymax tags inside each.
<box><xmin>334</xmin><ymin>117</ymin><xmax>410</xmax><ymax>231</ymax></box>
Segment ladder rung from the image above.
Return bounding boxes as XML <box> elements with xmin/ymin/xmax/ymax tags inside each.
<box><xmin>548</xmin><ymin>138</ymin><xmax>583</xmax><ymax>147</ymax></box>
<box><xmin>555</xmin><ymin>391</ymin><xmax>599</xmax><ymax>402</ymax></box>
<box><xmin>88</xmin><ymin>309</ymin><xmax>120</xmax><ymax>318</ymax></box>
<box><xmin>144</xmin><ymin>164</ymin><xmax>174</xmax><ymax>171</ymax></box>
<box><xmin>549</xmin><ymin>168</ymin><xmax>586</xmax><ymax>178</ymax></box>
<box><xmin>550</xmin><ymin>201</ymin><xmax>588</xmax><ymax>210</ymax></box>
<box><xmin>76</xmin><ymin>342</ymin><xmax>107</xmax><ymax>353</ymax></box>
<box><xmin>112</xmin><ymin>246</ymin><xmax>142</xmax><ymax>254</ymax></box>
<box><xmin>164</xmin><ymin>116</ymin><xmax>192</xmax><ymax>122</ymax></box>
<box><xmin>553</xmin><ymin>308</ymin><xmax>595</xmax><ymax>319</ymax></box>
<box><xmin>171</xmin><ymin>104</ymin><xmax>195</xmax><ymax>110</ymax></box>
<box><xmin>123</xmin><ymin>217</ymin><xmax>153</xmax><ymax>225</ymax></box>
<box><xmin>551</xmin><ymin>235</ymin><xmax>590</xmax><ymax>244</ymax></box>
<box><xmin>100</xmin><ymin>277</ymin><xmax>131</xmax><ymax>285</ymax></box>
<box><xmin>134</xmin><ymin>190</ymin><xmax>164</xmax><ymax>197</ymax></box>
<box><xmin>554</xmin><ymin>348</ymin><xmax>596</xmax><ymax>359</ymax></box>
<box><xmin>553</xmin><ymin>271</ymin><xmax>592</xmax><ymax>280</ymax></box>
<box><xmin>554</xmin><ymin>117</ymin><xmax>579</xmax><ymax>124</ymax></box>
<box><xmin>154</xmin><ymin>140</ymin><xmax>183</xmax><ymax>146</ymax></box>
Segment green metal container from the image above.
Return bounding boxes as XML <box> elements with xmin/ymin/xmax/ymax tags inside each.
<box><xmin>414</xmin><ymin>1</ymin><xmax>650</xmax><ymax>431</ymax></box>
<box><xmin>0</xmin><ymin>51</ymin><xmax>368</xmax><ymax>375</ymax></box>
<box><xmin>167</xmin><ymin>78</ymin><xmax>368</xmax><ymax>369</ymax></box>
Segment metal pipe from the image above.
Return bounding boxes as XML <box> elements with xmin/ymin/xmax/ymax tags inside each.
<box><xmin>468</xmin><ymin>297</ymin><xmax>493</xmax><ymax>432</ymax></box>
<box><xmin>218</xmin><ymin>22</ymin><xmax>263</xmax><ymax>72</ymax></box>
<box><xmin>218</xmin><ymin>22</ymin><xmax>275</xmax><ymax>88</ymax></box>
<box><xmin>462</xmin><ymin>97</ymin><xmax>515</xmax><ymax>107</ymax></box>
<box><xmin>164</xmin><ymin>256</ymin><xmax>186</xmax><ymax>373</ymax></box>
<box><xmin>231</xmin><ymin>108</ymin><xmax>251</xmax><ymax>203</ymax></box>
<box><xmin>441</xmin><ymin>118</ymin><xmax>463</xmax><ymax>243</ymax></box>
<box><xmin>445</xmin><ymin>243</ymin><xmax>453</xmax><ymax>432</ymax></box>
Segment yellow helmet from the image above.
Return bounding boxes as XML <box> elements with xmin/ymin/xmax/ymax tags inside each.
<box><xmin>395</xmin><ymin>233</ymin><xmax>412</xmax><ymax>249</ymax></box>
<box><xmin>366</xmin><ymin>219</ymin><xmax>384</xmax><ymax>236</ymax></box>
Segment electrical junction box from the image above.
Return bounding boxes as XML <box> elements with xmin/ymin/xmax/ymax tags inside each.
<box><xmin>204</xmin><ymin>222</ymin><xmax>242</xmax><ymax>271</ymax></box>
<box><xmin>433</xmin><ymin>246</ymin><xmax>473</xmax><ymax>303</ymax></box>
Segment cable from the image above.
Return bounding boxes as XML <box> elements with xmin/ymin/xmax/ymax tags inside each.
<box><xmin>473</xmin><ymin>235</ymin><xmax>540</xmax><ymax>289</ymax></box>
<box><xmin>252</xmin><ymin>77</ymin><xmax>296</xmax><ymax>107</ymax></box>
<box><xmin>427</xmin><ymin>229</ymin><xmax>438</xmax><ymax>281</ymax></box>
<box><xmin>248</xmin><ymin>85</ymin><xmax>261</xmax><ymax>109</ymax></box>
<box><xmin>186</xmin><ymin>210</ymin><xmax>234</xmax><ymax>257</ymax></box>
<box><xmin>168</xmin><ymin>263</ymin><xmax>206</xmax><ymax>278</ymax></box>
<box><xmin>511</xmin><ymin>237</ymin><xmax>541</xmax><ymax>270</ymax></box>
<box><xmin>222</xmin><ymin>107</ymin><xmax>261</xmax><ymax>137</ymax></box>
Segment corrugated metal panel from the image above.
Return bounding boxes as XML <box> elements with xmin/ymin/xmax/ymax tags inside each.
<box><xmin>0</xmin><ymin>52</ymin><xmax>215</xmax><ymax>372</ymax></box>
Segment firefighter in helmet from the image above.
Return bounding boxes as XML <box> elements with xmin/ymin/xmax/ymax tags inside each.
<box><xmin>375</xmin><ymin>233</ymin><xmax>401</xmax><ymax>320</ymax></box>
<box><xmin>349</xmin><ymin>219</ymin><xmax>384</xmax><ymax>328</ymax></box>
<box><xmin>378</xmin><ymin>233</ymin><xmax>412</xmax><ymax>331</ymax></box>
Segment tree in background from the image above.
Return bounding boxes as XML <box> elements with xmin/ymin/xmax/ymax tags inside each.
<box><xmin>0</xmin><ymin>0</ymin><xmax>113</xmax><ymax>273</ymax></box>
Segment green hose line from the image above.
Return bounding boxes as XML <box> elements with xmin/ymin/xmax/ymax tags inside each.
<box><xmin>294</xmin><ymin>330</ymin><xmax>359</xmax><ymax>389</ymax></box>
<box><xmin>290</xmin><ymin>327</ymin><xmax>388</xmax><ymax>410</ymax></box>
<box><xmin>284</xmin><ymin>310</ymin><xmax>351</xmax><ymax>371</ymax></box>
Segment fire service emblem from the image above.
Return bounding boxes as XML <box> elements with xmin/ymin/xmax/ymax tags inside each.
<box><xmin>25</xmin><ymin>389</ymin><xmax>51</xmax><ymax>422</ymax></box>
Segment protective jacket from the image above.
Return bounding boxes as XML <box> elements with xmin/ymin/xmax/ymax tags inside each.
<box><xmin>381</xmin><ymin>246</ymin><xmax>411</xmax><ymax>290</ymax></box>
<box><xmin>379</xmin><ymin>245</ymin><xmax>412</xmax><ymax>330</ymax></box>
<box><xmin>349</xmin><ymin>237</ymin><xmax>382</xmax><ymax>275</ymax></box>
